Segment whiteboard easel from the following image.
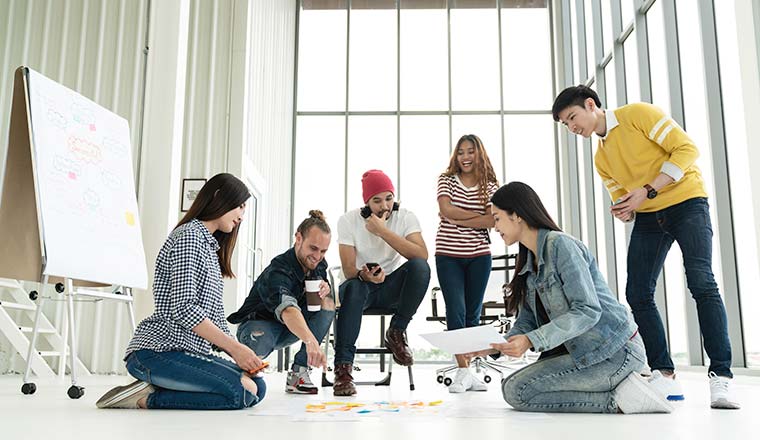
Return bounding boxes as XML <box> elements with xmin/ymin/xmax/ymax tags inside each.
<box><xmin>0</xmin><ymin>67</ymin><xmax>148</xmax><ymax>398</ymax></box>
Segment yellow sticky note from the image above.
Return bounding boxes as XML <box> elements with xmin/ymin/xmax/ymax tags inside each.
<box><xmin>324</xmin><ymin>401</ymin><xmax>346</xmax><ymax>406</ymax></box>
<box><xmin>125</xmin><ymin>211</ymin><xmax>135</xmax><ymax>226</ymax></box>
<box><xmin>428</xmin><ymin>400</ymin><xmax>443</xmax><ymax>406</ymax></box>
<box><xmin>306</xmin><ymin>404</ymin><xmax>326</xmax><ymax>410</ymax></box>
<box><xmin>345</xmin><ymin>402</ymin><xmax>365</xmax><ymax>408</ymax></box>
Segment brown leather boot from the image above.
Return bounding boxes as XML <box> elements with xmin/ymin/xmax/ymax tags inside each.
<box><xmin>384</xmin><ymin>327</ymin><xmax>414</xmax><ymax>366</ymax></box>
<box><xmin>333</xmin><ymin>363</ymin><xmax>357</xmax><ymax>396</ymax></box>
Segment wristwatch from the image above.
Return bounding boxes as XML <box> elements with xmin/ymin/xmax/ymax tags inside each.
<box><xmin>643</xmin><ymin>184</ymin><xmax>658</xmax><ymax>199</ymax></box>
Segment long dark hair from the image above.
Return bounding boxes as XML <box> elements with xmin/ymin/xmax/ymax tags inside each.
<box><xmin>491</xmin><ymin>182</ymin><xmax>561</xmax><ymax>314</ymax></box>
<box><xmin>442</xmin><ymin>134</ymin><xmax>499</xmax><ymax>205</ymax></box>
<box><xmin>177</xmin><ymin>173</ymin><xmax>250</xmax><ymax>278</ymax></box>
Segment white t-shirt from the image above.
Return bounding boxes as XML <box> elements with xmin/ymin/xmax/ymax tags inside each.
<box><xmin>337</xmin><ymin>207</ymin><xmax>422</xmax><ymax>275</ymax></box>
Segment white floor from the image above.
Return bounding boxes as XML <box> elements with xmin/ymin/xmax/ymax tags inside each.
<box><xmin>1</xmin><ymin>364</ymin><xmax>759</xmax><ymax>440</ymax></box>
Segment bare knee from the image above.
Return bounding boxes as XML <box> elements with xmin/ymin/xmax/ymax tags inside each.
<box><xmin>241</xmin><ymin>374</ymin><xmax>258</xmax><ymax>396</ymax></box>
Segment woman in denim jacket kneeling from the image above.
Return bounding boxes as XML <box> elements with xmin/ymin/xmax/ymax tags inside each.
<box><xmin>467</xmin><ymin>182</ymin><xmax>672</xmax><ymax>414</ymax></box>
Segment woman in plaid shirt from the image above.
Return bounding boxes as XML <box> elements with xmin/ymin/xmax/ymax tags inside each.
<box><xmin>96</xmin><ymin>173</ymin><xmax>266</xmax><ymax>410</ymax></box>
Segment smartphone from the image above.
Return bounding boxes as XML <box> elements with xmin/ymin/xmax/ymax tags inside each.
<box><xmin>365</xmin><ymin>262</ymin><xmax>381</xmax><ymax>275</ymax></box>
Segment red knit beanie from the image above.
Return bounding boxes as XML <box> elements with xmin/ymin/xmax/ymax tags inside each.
<box><xmin>361</xmin><ymin>169</ymin><xmax>395</xmax><ymax>204</ymax></box>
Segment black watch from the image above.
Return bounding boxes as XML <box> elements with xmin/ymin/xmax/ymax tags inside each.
<box><xmin>644</xmin><ymin>184</ymin><xmax>658</xmax><ymax>199</ymax></box>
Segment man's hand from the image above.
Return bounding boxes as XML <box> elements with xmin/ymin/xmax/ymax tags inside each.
<box><xmin>365</xmin><ymin>211</ymin><xmax>389</xmax><ymax>236</ymax></box>
<box><xmin>490</xmin><ymin>335</ymin><xmax>533</xmax><ymax>358</ymax></box>
<box><xmin>318</xmin><ymin>280</ymin><xmax>330</xmax><ymax>299</ymax></box>
<box><xmin>304</xmin><ymin>340</ymin><xmax>327</xmax><ymax>369</ymax></box>
<box><xmin>610</xmin><ymin>187</ymin><xmax>647</xmax><ymax>222</ymax></box>
<box><xmin>359</xmin><ymin>264</ymin><xmax>386</xmax><ymax>284</ymax></box>
<box><xmin>229</xmin><ymin>343</ymin><xmax>264</xmax><ymax>372</ymax></box>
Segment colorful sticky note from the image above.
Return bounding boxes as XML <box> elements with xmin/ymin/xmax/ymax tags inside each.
<box><xmin>125</xmin><ymin>211</ymin><xmax>135</xmax><ymax>226</ymax></box>
<box><xmin>428</xmin><ymin>400</ymin><xmax>443</xmax><ymax>406</ymax></box>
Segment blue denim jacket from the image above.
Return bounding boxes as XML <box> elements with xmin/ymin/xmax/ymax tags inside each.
<box><xmin>506</xmin><ymin>229</ymin><xmax>637</xmax><ymax>368</ymax></box>
<box><xmin>227</xmin><ymin>248</ymin><xmax>328</xmax><ymax>324</ymax></box>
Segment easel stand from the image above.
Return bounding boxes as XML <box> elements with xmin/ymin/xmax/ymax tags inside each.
<box><xmin>20</xmin><ymin>276</ymin><xmax>137</xmax><ymax>399</ymax></box>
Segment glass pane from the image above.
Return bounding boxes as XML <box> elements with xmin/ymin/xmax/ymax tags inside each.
<box><xmin>504</xmin><ymin>115</ymin><xmax>558</xmax><ymax>222</ymax></box>
<box><xmin>450</xmin><ymin>1</ymin><xmax>501</xmax><ymax>111</ymax></box>
<box><xmin>621</xmin><ymin>0</ymin><xmax>635</xmax><ymax>26</ymax></box>
<box><xmin>400</xmin><ymin>2</ymin><xmax>448</xmax><ymax>111</ymax></box>
<box><xmin>293</xmin><ymin>116</ymin><xmax>346</xmax><ymax>267</ymax></box>
<box><xmin>346</xmin><ymin>116</ymin><xmax>398</xmax><ymax>208</ymax></box>
<box><xmin>501</xmin><ymin>6</ymin><xmax>552</xmax><ymax>110</ymax></box>
<box><xmin>676</xmin><ymin>0</ymin><xmax>725</xmax><ymax>298</ymax></box>
<box><xmin>570</xmin><ymin>0</ymin><xmax>583</xmax><ymax>82</ymax></box>
<box><xmin>601</xmin><ymin>0</ymin><xmax>613</xmax><ymax>56</ymax></box>
<box><xmin>348</xmin><ymin>2</ymin><xmax>397</xmax><ymax>111</ymax></box>
<box><xmin>297</xmin><ymin>3</ymin><xmax>347</xmax><ymax>111</ymax></box>
<box><xmin>605</xmin><ymin>64</ymin><xmax>618</xmax><ymax>109</ymax></box>
<box><xmin>647</xmin><ymin>0</ymin><xmax>671</xmax><ymax>113</ymax></box>
<box><xmin>715</xmin><ymin>0</ymin><xmax>760</xmax><ymax>367</ymax></box>
<box><xmin>399</xmin><ymin>115</ymin><xmax>449</xmax><ymax>359</ymax></box>
<box><xmin>577</xmin><ymin>137</ymin><xmax>591</xmax><ymax>247</ymax></box>
<box><xmin>623</xmin><ymin>30</ymin><xmax>640</xmax><ymax>103</ymax></box>
<box><xmin>585</xmin><ymin>0</ymin><xmax>598</xmax><ymax>78</ymax></box>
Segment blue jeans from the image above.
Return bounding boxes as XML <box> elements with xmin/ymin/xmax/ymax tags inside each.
<box><xmin>625</xmin><ymin>197</ymin><xmax>732</xmax><ymax>378</ymax></box>
<box><xmin>334</xmin><ymin>258</ymin><xmax>431</xmax><ymax>364</ymax></box>
<box><xmin>236</xmin><ymin>308</ymin><xmax>335</xmax><ymax>369</ymax></box>
<box><xmin>125</xmin><ymin>349</ymin><xmax>266</xmax><ymax>410</ymax></box>
<box><xmin>435</xmin><ymin>254</ymin><xmax>492</xmax><ymax>330</ymax></box>
<box><xmin>502</xmin><ymin>335</ymin><xmax>646</xmax><ymax>413</ymax></box>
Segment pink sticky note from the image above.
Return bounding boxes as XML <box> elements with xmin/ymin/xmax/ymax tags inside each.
<box><xmin>89</xmin><ymin>124</ymin><xmax>96</xmax><ymax>131</ymax></box>
<box><xmin>68</xmin><ymin>172</ymin><xmax>77</xmax><ymax>180</ymax></box>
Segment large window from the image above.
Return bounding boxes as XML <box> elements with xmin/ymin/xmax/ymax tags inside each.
<box><xmin>293</xmin><ymin>0</ymin><xmax>555</xmax><ymax>360</ymax></box>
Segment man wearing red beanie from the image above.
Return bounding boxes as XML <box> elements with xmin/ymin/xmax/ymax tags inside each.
<box><xmin>332</xmin><ymin>169</ymin><xmax>431</xmax><ymax>396</ymax></box>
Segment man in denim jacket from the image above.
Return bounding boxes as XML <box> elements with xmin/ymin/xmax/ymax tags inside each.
<box><xmin>228</xmin><ymin>211</ymin><xmax>335</xmax><ymax>394</ymax></box>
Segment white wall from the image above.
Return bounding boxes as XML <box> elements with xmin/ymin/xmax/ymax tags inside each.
<box><xmin>0</xmin><ymin>0</ymin><xmax>297</xmax><ymax>374</ymax></box>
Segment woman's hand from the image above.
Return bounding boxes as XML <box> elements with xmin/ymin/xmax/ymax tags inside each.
<box><xmin>490</xmin><ymin>335</ymin><xmax>533</xmax><ymax>358</ymax></box>
<box><xmin>230</xmin><ymin>343</ymin><xmax>263</xmax><ymax>372</ymax></box>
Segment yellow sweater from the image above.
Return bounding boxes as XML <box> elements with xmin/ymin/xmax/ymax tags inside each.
<box><xmin>594</xmin><ymin>103</ymin><xmax>707</xmax><ymax>212</ymax></box>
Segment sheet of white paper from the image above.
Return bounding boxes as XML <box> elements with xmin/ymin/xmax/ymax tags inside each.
<box><xmin>420</xmin><ymin>325</ymin><xmax>506</xmax><ymax>355</ymax></box>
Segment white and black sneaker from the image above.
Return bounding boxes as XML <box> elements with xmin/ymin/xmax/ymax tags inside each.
<box><xmin>286</xmin><ymin>365</ymin><xmax>318</xmax><ymax>395</ymax></box>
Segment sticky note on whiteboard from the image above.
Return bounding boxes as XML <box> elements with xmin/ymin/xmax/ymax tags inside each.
<box><xmin>125</xmin><ymin>211</ymin><xmax>135</xmax><ymax>226</ymax></box>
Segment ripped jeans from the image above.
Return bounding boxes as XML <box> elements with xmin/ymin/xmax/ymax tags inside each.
<box><xmin>236</xmin><ymin>308</ymin><xmax>335</xmax><ymax>369</ymax></box>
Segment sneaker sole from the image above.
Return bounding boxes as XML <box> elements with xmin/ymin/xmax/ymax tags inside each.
<box><xmin>286</xmin><ymin>385</ymin><xmax>318</xmax><ymax>395</ymax></box>
<box><xmin>96</xmin><ymin>381</ymin><xmax>150</xmax><ymax>408</ymax></box>
<box><xmin>625</xmin><ymin>375</ymin><xmax>675</xmax><ymax>414</ymax></box>
<box><xmin>711</xmin><ymin>398</ymin><xmax>740</xmax><ymax>410</ymax></box>
<box><xmin>667</xmin><ymin>394</ymin><xmax>685</xmax><ymax>401</ymax></box>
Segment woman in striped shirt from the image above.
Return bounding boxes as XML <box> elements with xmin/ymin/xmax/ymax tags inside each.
<box><xmin>436</xmin><ymin>134</ymin><xmax>499</xmax><ymax>393</ymax></box>
<box><xmin>96</xmin><ymin>173</ymin><xmax>266</xmax><ymax>410</ymax></box>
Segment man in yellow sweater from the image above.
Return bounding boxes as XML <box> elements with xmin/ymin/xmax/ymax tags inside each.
<box><xmin>551</xmin><ymin>85</ymin><xmax>739</xmax><ymax>410</ymax></box>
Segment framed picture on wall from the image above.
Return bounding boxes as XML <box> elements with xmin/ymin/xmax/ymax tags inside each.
<box><xmin>181</xmin><ymin>178</ymin><xmax>207</xmax><ymax>212</ymax></box>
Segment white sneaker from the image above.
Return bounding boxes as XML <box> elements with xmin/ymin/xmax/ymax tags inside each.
<box><xmin>709</xmin><ymin>372</ymin><xmax>740</xmax><ymax>409</ymax></box>
<box><xmin>648</xmin><ymin>370</ymin><xmax>685</xmax><ymax>401</ymax></box>
<box><xmin>613</xmin><ymin>372</ymin><xmax>674</xmax><ymax>414</ymax></box>
<box><xmin>448</xmin><ymin>368</ymin><xmax>474</xmax><ymax>393</ymax></box>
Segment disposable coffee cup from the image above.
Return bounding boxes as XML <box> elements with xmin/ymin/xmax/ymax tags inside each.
<box><xmin>305</xmin><ymin>279</ymin><xmax>322</xmax><ymax>312</ymax></box>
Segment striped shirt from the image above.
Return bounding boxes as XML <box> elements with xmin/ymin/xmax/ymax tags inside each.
<box><xmin>125</xmin><ymin>219</ymin><xmax>230</xmax><ymax>358</ymax></box>
<box><xmin>435</xmin><ymin>174</ymin><xmax>498</xmax><ymax>258</ymax></box>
